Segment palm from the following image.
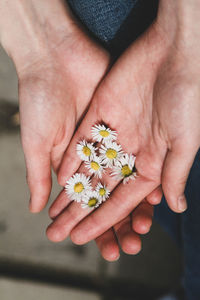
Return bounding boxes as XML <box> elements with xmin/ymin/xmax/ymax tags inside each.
<box><xmin>46</xmin><ymin>25</ymin><xmax>164</xmax><ymax>243</ymax></box>
<box><xmin>47</xmin><ymin>23</ymin><xmax>200</xmax><ymax>245</ymax></box>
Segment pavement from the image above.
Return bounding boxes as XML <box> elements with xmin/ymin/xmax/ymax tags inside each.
<box><xmin>0</xmin><ymin>278</ymin><xmax>100</xmax><ymax>300</ymax></box>
<box><xmin>0</xmin><ymin>45</ymin><xmax>182</xmax><ymax>300</ymax></box>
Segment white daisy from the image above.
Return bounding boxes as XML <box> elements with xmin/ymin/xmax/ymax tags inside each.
<box><xmin>111</xmin><ymin>153</ymin><xmax>136</xmax><ymax>184</ymax></box>
<box><xmin>91</xmin><ymin>124</ymin><xmax>117</xmax><ymax>143</ymax></box>
<box><xmin>96</xmin><ymin>182</ymin><xmax>110</xmax><ymax>202</ymax></box>
<box><xmin>65</xmin><ymin>173</ymin><xmax>92</xmax><ymax>202</ymax></box>
<box><xmin>99</xmin><ymin>141</ymin><xmax>123</xmax><ymax>168</ymax></box>
<box><xmin>81</xmin><ymin>191</ymin><xmax>102</xmax><ymax>209</ymax></box>
<box><xmin>76</xmin><ymin>140</ymin><xmax>96</xmax><ymax>161</ymax></box>
<box><xmin>85</xmin><ymin>155</ymin><xmax>104</xmax><ymax>178</ymax></box>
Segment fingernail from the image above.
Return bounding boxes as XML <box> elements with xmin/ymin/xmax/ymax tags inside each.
<box><xmin>29</xmin><ymin>198</ymin><xmax>40</xmax><ymax>213</ymax></box>
<box><xmin>115</xmin><ymin>254</ymin><xmax>120</xmax><ymax>261</ymax></box>
<box><xmin>109</xmin><ymin>253</ymin><xmax>120</xmax><ymax>262</ymax></box>
<box><xmin>178</xmin><ymin>195</ymin><xmax>187</xmax><ymax>212</ymax></box>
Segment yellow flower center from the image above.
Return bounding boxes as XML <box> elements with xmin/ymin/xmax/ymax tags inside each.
<box><xmin>82</xmin><ymin>146</ymin><xmax>91</xmax><ymax>157</ymax></box>
<box><xmin>121</xmin><ymin>165</ymin><xmax>132</xmax><ymax>177</ymax></box>
<box><xmin>74</xmin><ymin>182</ymin><xmax>84</xmax><ymax>193</ymax></box>
<box><xmin>106</xmin><ymin>148</ymin><xmax>117</xmax><ymax>159</ymax></box>
<box><xmin>88</xmin><ymin>197</ymin><xmax>98</xmax><ymax>207</ymax></box>
<box><xmin>99</xmin><ymin>188</ymin><xmax>106</xmax><ymax>196</ymax></box>
<box><xmin>99</xmin><ymin>130</ymin><xmax>110</xmax><ymax>138</ymax></box>
<box><xmin>91</xmin><ymin>161</ymin><xmax>100</xmax><ymax>171</ymax></box>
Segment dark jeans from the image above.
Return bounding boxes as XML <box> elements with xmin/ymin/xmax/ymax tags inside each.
<box><xmin>68</xmin><ymin>1</ymin><xmax>200</xmax><ymax>299</ymax></box>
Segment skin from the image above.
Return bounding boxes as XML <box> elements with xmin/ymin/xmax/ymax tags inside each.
<box><xmin>0</xmin><ymin>0</ymin><xmax>110</xmax><ymax>212</ymax></box>
<box><xmin>49</xmin><ymin>144</ymin><xmax>158</xmax><ymax>261</ymax></box>
<box><xmin>18</xmin><ymin>29</ymin><xmax>109</xmax><ymax>213</ymax></box>
<box><xmin>0</xmin><ymin>0</ymin><xmax>156</xmax><ymax>260</ymax></box>
<box><xmin>1</xmin><ymin>0</ymin><xmax>199</xmax><ymax>262</ymax></box>
<box><xmin>47</xmin><ymin>2</ymin><xmax>200</xmax><ymax>251</ymax></box>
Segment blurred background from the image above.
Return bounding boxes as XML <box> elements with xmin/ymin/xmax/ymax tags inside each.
<box><xmin>0</xmin><ymin>45</ymin><xmax>182</xmax><ymax>300</ymax></box>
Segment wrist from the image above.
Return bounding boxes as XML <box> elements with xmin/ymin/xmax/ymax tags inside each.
<box><xmin>0</xmin><ymin>0</ymin><xmax>78</xmax><ymax>71</ymax></box>
<box><xmin>157</xmin><ymin>0</ymin><xmax>200</xmax><ymax>54</ymax></box>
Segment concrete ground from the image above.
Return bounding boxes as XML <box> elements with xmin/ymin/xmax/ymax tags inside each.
<box><xmin>0</xmin><ymin>46</ymin><xmax>182</xmax><ymax>300</ymax></box>
<box><xmin>0</xmin><ymin>278</ymin><xmax>100</xmax><ymax>300</ymax></box>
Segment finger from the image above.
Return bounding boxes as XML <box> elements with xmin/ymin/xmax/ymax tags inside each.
<box><xmin>95</xmin><ymin>228</ymin><xmax>120</xmax><ymax>262</ymax></box>
<box><xmin>162</xmin><ymin>146</ymin><xmax>198</xmax><ymax>213</ymax></box>
<box><xmin>47</xmin><ymin>162</ymin><xmax>121</xmax><ymax>242</ymax></box>
<box><xmin>146</xmin><ymin>186</ymin><xmax>163</xmax><ymax>205</ymax></box>
<box><xmin>24</xmin><ymin>145</ymin><xmax>52</xmax><ymax>213</ymax></box>
<box><xmin>49</xmin><ymin>188</ymin><xmax>72</xmax><ymax>219</ymax></box>
<box><xmin>48</xmin><ymin>162</ymin><xmax>90</xmax><ymax>225</ymax></box>
<box><xmin>114</xmin><ymin>216</ymin><xmax>141</xmax><ymax>255</ymax></box>
<box><xmin>50</xmin><ymin>122</ymin><xmax>76</xmax><ymax>174</ymax></box>
<box><xmin>131</xmin><ymin>200</ymin><xmax>154</xmax><ymax>235</ymax></box>
<box><xmin>70</xmin><ymin>175</ymin><xmax>157</xmax><ymax>245</ymax></box>
<box><xmin>47</xmin><ymin>199</ymin><xmax>90</xmax><ymax>242</ymax></box>
<box><xmin>49</xmin><ymin>162</ymin><xmax>96</xmax><ymax>219</ymax></box>
<box><xmin>57</xmin><ymin>106</ymin><xmax>98</xmax><ymax>186</ymax></box>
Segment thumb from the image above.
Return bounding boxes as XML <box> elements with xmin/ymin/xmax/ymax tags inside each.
<box><xmin>24</xmin><ymin>144</ymin><xmax>52</xmax><ymax>213</ymax></box>
<box><xmin>162</xmin><ymin>145</ymin><xmax>198</xmax><ymax>213</ymax></box>
<box><xmin>19</xmin><ymin>79</ymin><xmax>53</xmax><ymax>213</ymax></box>
<box><xmin>57</xmin><ymin>103</ymin><xmax>97</xmax><ymax>186</ymax></box>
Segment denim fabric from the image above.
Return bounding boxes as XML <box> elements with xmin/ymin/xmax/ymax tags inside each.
<box><xmin>68</xmin><ymin>0</ymin><xmax>159</xmax><ymax>57</ymax></box>
<box><xmin>158</xmin><ymin>295</ymin><xmax>178</xmax><ymax>300</ymax></box>
<box><xmin>68</xmin><ymin>1</ymin><xmax>200</xmax><ymax>299</ymax></box>
<box><xmin>155</xmin><ymin>149</ymin><xmax>200</xmax><ymax>300</ymax></box>
<box><xmin>68</xmin><ymin>0</ymin><xmax>137</xmax><ymax>42</ymax></box>
<box><xmin>182</xmin><ymin>149</ymin><xmax>200</xmax><ymax>299</ymax></box>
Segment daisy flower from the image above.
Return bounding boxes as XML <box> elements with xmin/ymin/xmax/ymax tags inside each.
<box><xmin>81</xmin><ymin>191</ymin><xmax>102</xmax><ymax>209</ymax></box>
<box><xmin>65</xmin><ymin>173</ymin><xmax>91</xmax><ymax>202</ymax></box>
<box><xmin>111</xmin><ymin>153</ymin><xmax>136</xmax><ymax>184</ymax></box>
<box><xmin>96</xmin><ymin>182</ymin><xmax>110</xmax><ymax>202</ymax></box>
<box><xmin>76</xmin><ymin>140</ymin><xmax>96</xmax><ymax>161</ymax></box>
<box><xmin>91</xmin><ymin>124</ymin><xmax>117</xmax><ymax>143</ymax></box>
<box><xmin>85</xmin><ymin>155</ymin><xmax>104</xmax><ymax>178</ymax></box>
<box><xmin>99</xmin><ymin>141</ymin><xmax>123</xmax><ymax>168</ymax></box>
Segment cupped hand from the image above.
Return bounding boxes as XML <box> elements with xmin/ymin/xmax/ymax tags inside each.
<box><xmin>95</xmin><ymin>199</ymin><xmax>154</xmax><ymax>261</ymax></box>
<box><xmin>47</xmin><ymin>20</ymin><xmax>200</xmax><ymax>245</ymax></box>
<box><xmin>49</xmin><ymin>189</ymin><xmax>155</xmax><ymax>261</ymax></box>
<box><xmin>0</xmin><ymin>1</ymin><xmax>156</xmax><ymax>258</ymax></box>
<box><xmin>18</xmin><ymin>25</ymin><xmax>109</xmax><ymax>213</ymax></box>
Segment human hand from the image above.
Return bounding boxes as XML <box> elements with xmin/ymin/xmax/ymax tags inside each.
<box><xmin>46</xmin><ymin>24</ymin><xmax>166</xmax><ymax>245</ymax></box>
<box><xmin>47</xmin><ymin>0</ymin><xmax>200</xmax><ymax>245</ymax></box>
<box><xmin>95</xmin><ymin>200</ymin><xmax>154</xmax><ymax>261</ymax></box>
<box><xmin>50</xmin><ymin>189</ymin><xmax>155</xmax><ymax>261</ymax></box>
<box><xmin>0</xmin><ymin>0</ymin><xmax>109</xmax><ymax>212</ymax></box>
<box><xmin>0</xmin><ymin>1</ymin><xmax>158</xmax><ymax>260</ymax></box>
